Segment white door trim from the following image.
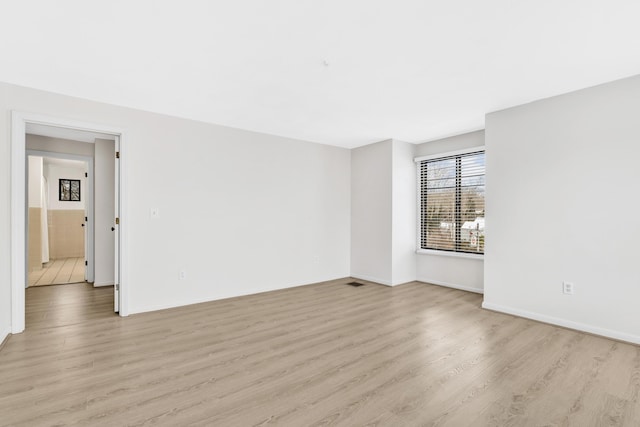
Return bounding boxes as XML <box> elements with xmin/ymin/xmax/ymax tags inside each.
<box><xmin>11</xmin><ymin>111</ymin><xmax>129</xmax><ymax>334</ymax></box>
<box><xmin>26</xmin><ymin>150</ymin><xmax>95</xmax><ymax>284</ymax></box>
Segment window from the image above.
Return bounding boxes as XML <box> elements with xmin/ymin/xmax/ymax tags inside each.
<box><xmin>59</xmin><ymin>179</ymin><xmax>81</xmax><ymax>201</ymax></box>
<box><xmin>417</xmin><ymin>149</ymin><xmax>485</xmax><ymax>254</ymax></box>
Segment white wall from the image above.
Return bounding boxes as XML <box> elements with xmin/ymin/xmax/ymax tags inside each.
<box><xmin>0</xmin><ymin>84</ymin><xmax>10</xmax><ymax>342</ymax></box>
<box><xmin>484</xmin><ymin>74</ymin><xmax>640</xmax><ymax>344</ymax></box>
<box><xmin>45</xmin><ymin>163</ymin><xmax>86</xmax><ymax>211</ymax></box>
<box><xmin>391</xmin><ymin>140</ymin><xmax>416</xmax><ymax>284</ymax></box>
<box><xmin>350</xmin><ymin>139</ymin><xmax>417</xmax><ymax>286</ymax></box>
<box><xmin>1</xmin><ymin>82</ymin><xmax>351</xmax><ymax>328</ymax></box>
<box><xmin>351</xmin><ymin>140</ymin><xmax>393</xmax><ymax>284</ymax></box>
<box><xmin>94</xmin><ymin>138</ymin><xmax>115</xmax><ymax>286</ymax></box>
<box><xmin>414</xmin><ymin>130</ymin><xmax>485</xmax><ymax>293</ymax></box>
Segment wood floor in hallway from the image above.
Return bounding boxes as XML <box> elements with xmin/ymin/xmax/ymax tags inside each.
<box><xmin>28</xmin><ymin>257</ymin><xmax>86</xmax><ymax>286</ymax></box>
<box><xmin>1</xmin><ymin>278</ymin><xmax>639</xmax><ymax>426</ymax></box>
<box><xmin>25</xmin><ymin>282</ymin><xmax>115</xmax><ymax>330</ymax></box>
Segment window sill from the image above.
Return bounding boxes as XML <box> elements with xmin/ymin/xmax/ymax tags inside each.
<box><xmin>416</xmin><ymin>249</ymin><xmax>484</xmax><ymax>260</ymax></box>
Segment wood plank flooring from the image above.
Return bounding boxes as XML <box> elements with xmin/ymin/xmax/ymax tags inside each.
<box><xmin>25</xmin><ymin>282</ymin><xmax>115</xmax><ymax>329</ymax></box>
<box><xmin>28</xmin><ymin>257</ymin><xmax>86</xmax><ymax>286</ymax></box>
<box><xmin>1</xmin><ymin>278</ymin><xmax>639</xmax><ymax>426</ymax></box>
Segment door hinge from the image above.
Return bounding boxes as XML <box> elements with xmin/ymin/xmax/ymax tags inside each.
<box><xmin>115</xmin><ymin>217</ymin><xmax>120</xmax><ymax>225</ymax></box>
<box><xmin>85</xmin><ymin>260</ymin><xmax>88</xmax><ymax>266</ymax></box>
<box><xmin>115</xmin><ymin>284</ymin><xmax>119</xmax><ymax>291</ymax></box>
<box><xmin>116</xmin><ymin>151</ymin><xmax>120</xmax><ymax>159</ymax></box>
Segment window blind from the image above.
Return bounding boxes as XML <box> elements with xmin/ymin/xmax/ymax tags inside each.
<box><xmin>419</xmin><ymin>150</ymin><xmax>485</xmax><ymax>254</ymax></box>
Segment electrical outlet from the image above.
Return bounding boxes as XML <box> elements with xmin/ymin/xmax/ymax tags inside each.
<box><xmin>563</xmin><ymin>281</ymin><xmax>574</xmax><ymax>295</ymax></box>
<box><xmin>179</xmin><ymin>270</ymin><xmax>187</xmax><ymax>280</ymax></box>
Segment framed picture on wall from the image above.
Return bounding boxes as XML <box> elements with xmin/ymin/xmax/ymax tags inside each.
<box><xmin>59</xmin><ymin>179</ymin><xmax>81</xmax><ymax>201</ymax></box>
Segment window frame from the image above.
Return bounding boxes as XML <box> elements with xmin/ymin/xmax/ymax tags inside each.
<box><xmin>414</xmin><ymin>146</ymin><xmax>485</xmax><ymax>259</ymax></box>
<box><xmin>59</xmin><ymin>178</ymin><xmax>81</xmax><ymax>202</ymax></box>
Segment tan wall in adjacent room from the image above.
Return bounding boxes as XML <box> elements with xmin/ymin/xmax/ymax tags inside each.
<box><xmin>28</xmin><ymin>208</ymin><xmax>42</xmax><ymax>272</ymax></box>
<box><xmin>48</xmin><ymin>210</ymin><xmax>84</xmax><ymax>259</ymax></box>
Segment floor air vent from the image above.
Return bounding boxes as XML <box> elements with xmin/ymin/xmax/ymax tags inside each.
<box><xmin>346</xmin><ymin>281</ymin><xmax>364</xmax><ymax>287</ymax></box>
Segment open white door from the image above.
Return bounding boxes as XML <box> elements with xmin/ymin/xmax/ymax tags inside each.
<box><xmin>83</xmin><ymin>168</ymin><xmax>88</xmax><ymax>282</ymax></box>
<box><xmin>83</xmin><ymin>206</ymin><xmax>88</xmax><ymax>281</ymax></box>
<box><xmin>114</xmin><ymin>136</ymin><xmax>120</xmax><ymax>312</ymax></box>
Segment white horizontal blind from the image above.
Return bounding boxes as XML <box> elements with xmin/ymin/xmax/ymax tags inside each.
<box><xmin>419</xmin><ymin>150</ymin><xmax>485</xmax><ymax>254</ymax></box>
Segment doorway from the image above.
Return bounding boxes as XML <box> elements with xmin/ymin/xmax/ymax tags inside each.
<box><xmin>27</xmin><ymin>155</ymin><xmax>90</xmax><ymax>287</ymax></box>
<box><xmin>10</xmin><ymin>112</ymin><xmax>129</xmax><ymax>334</ymax></box>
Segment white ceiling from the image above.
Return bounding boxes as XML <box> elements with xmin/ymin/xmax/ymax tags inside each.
<box><xmin>2</xmin><ymin>1</ymin><xmax>640</xmax><ymax>148</ymax></box>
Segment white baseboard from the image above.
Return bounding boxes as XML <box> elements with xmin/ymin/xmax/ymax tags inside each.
<box><xmin>350</xmin><ymin>274</ymin><xmax>394</xmax><ymax>286</ymax></box>
<box><xmin>132</xmin><ymin>276</ymin><xmax>349</xmax><ymax>315</ymax></box>
<box><xmin>93</xmin><ymin>281</ymin><xmax>114</xmax><ymax>287</ymax></box>
<box><xmin>482</xmin><ymin>301</ymin><xmax>640</xmax><ymax>345</ymax></box>
<box><xmin>418</xmin><ymin>278</ymin><xmax>484</xmax><ymax>294</ymax></box>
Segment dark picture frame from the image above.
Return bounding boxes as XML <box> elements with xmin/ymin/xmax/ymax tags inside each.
<box><xmin>59</xmin><ymin>179</ymin><xmax>81</xmax><ymax>201</ymax></box>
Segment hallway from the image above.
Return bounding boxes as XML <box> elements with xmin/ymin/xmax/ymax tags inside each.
<box><xmin>28</xmin><ymin>257</ymin><xmax>85</xmax><ymax>286</ymax></box>
<box><xmin>25</xmin><ymin>281</ymin><xmax>114</xmax><ymax>329</ymax></box>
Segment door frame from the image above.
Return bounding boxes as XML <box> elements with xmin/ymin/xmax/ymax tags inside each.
<box><xmin>26</xmin><ymin>150</ymin><xmax>95</xmax><ymax>284</ymax></box>
<box><xmin>11</xmin><ymin>111</ymin><xmax>129</xmax><ymax>333</ymax></box>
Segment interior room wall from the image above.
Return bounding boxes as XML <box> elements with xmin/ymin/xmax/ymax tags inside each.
<box><xmin>0</xmin><ymin>84</ymin><xmax>10</xmax><ymax>341</ymax></box>
<box><xmin>484</xmin><ymin>74</ymin><xmax>640</xmax><ymax>344</ymax></box>
<box><xmin>351</xmin><ymin>140</ymin><xmax>393</xmax><ymax>284</ymax></box>
<box><xmin>45</xmin><ymin>163</ymin><xmax>86</xmax><ymax>211</ymax></box>
<box><xmin>391</xmin><ymin>140</ymin><xmax>416</xmax><ymax>285</ymax></box>
<box><xmin>47</xmin><ymin>210</ymin><xmax>85</xmax><ymax>259</ymax></box>
<box><xmin>44</xmin><ymin>162</ymin><xmax>86</xmax><ymax>259</ymax></box>
<box><xmin>1</xmin><ymin>82</ymin><xmax>351</xmax><ymax>326</ymax></box>
<box><xmin>350</xmin><ymin>139</ymin><xmax>416</xmax><ymax>286</ymax></box>
<box><xmin>413</xmin><ymin>130</ymin><xmax>485</xmax><ymax>293</ymax></box>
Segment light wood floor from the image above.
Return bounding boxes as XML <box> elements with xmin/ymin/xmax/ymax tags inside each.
<box><xmin>28</xmin><ymin>257</ymin><xmax>86</xmax><ymax>286</ymax></box>
<box><xmin>1</xmin><ymin>279</ymin><xmax>639</xmax><ymax>426</ymax></box>
<box><xmin>25</xmin><ymin>282</ymin><xmax>115</xmax><ymax>329</ymax></box>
